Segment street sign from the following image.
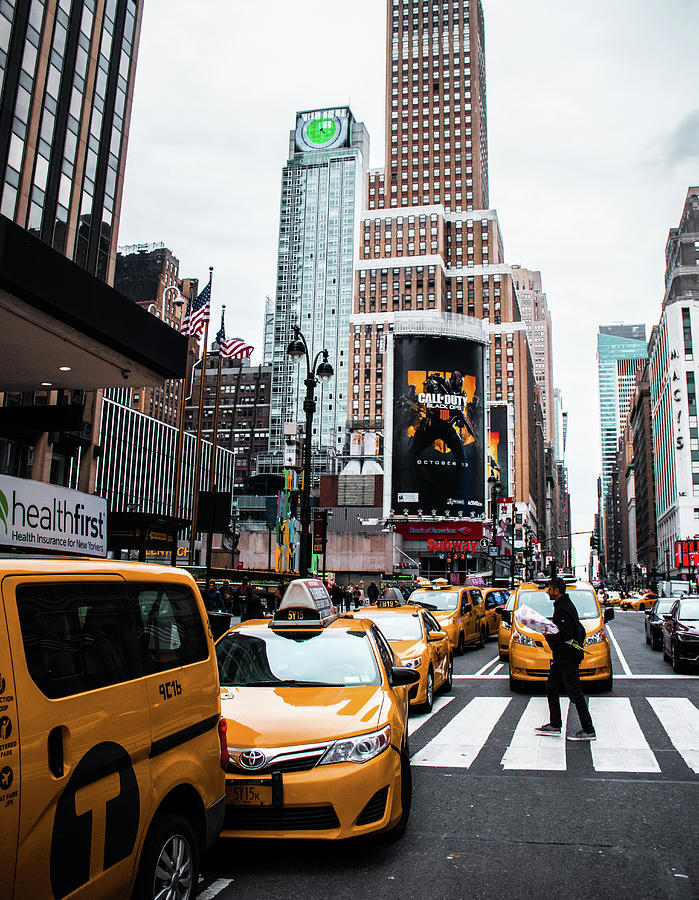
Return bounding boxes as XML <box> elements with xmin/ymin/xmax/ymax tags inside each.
<box><xmin>479</xmin><ymin>538</ymin><xmax>489</xmax><ymax>549</ymax></box>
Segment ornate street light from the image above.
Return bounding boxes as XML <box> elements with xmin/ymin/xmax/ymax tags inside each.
<box><xmin>286</xmin><ymin>324</ymin><xmax>334</xmax><ymax>577</ymax></box>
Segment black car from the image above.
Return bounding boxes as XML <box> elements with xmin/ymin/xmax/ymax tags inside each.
<box><xmin>662</xmin><ymin>598</ymin><xmax>699</xmax><ymax>672</ymax></box>
<box><xmin>645</xmin><ymin>599</ymin><xmax>675</xmax><ymax>650</ymax></box>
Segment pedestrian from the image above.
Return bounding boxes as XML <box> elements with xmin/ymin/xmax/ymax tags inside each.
<box><xmin>220</xmin><ymin>579</ymin><xmax>234</xmax><ymax>614</ymax></box>
<box><xmin>330</xmin><ymin>581</ymin><xmax>343</xmax><ymax>612</ymax></box>
<box><xmin>242</xmin><ymin>581</ymin><xmax>264</xmax><ymax>621</ymax></box>
<box><xmin>234</xmin><ymin>576</ymin><xmax>252</xmax><ymax>621</ymax></box>
<box><xmin>367</xmin><ymin>581</ymin><xmax>379</xmax><ymax>603</ymax></box>
<box><xmin>535</xmin><ymin>576</ymin><xmax>596</xmax><ymax>741</ymax></box>
<box><xmin>203</xmin><ymin>579</ymin><xmax>224</xmax><ymax>613</ymax></box>
<box><xmin>273</xmin><ymin>579</ymin><xmax>285</xmax><ymax>611</ymax></box>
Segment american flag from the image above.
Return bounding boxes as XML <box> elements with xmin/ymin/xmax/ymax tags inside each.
<box><xmin>181</xmin><ymin>278</ymin><xmax>211</xmax><ymax>338</ymax></box>
<box><xmin>216</xmin><ymin>314</ymin><xmax>253</xmax><ymax>360</ymax></box>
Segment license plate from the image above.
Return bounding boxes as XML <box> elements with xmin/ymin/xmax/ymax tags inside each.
<box><xmin>227</xmin><ymin>779</ymin><xmax>273</xmax><ymax>806</ymax></box>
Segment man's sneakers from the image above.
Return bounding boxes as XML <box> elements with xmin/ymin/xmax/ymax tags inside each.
<box><xmin>567</xmin><ymin>729</ymin><xmax>596</xmax><ymax>741</ymax></box>
<box><xmin>534</xmin><ymin>723</ymin><xmax>561</xmax><ymax>735</ymax></box>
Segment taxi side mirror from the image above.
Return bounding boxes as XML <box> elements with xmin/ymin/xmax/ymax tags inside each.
<box><xmin>391</xmin><ymin>666</ymin><xmax>421</xmax><ymax>686</ymax></box>
<box><xmin>462</xmin><ymin>603</ymin><xmax>472</xmax><ymax>613</ymax></box>
<box><xmin>428</xmin><ymin>630</ymin><xmax>448</xmax><ymax>643</ymax></box>
<box><xmin>499</xmin><ymin>609</ymin><xmax>511</xmax><ymax>624</ymax></box>
<box><xmin>603</xmin><ymin>608</ymin><xmax>614</xmax><ymax>623</ymax></box>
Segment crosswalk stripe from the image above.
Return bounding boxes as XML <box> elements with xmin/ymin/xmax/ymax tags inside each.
<box><xmin>588</xmin><ymin>698</ymin><xmax>660</xmax><ymax>772</ymax></box>
<box><xmin>501</xmin><ymin>698</ymin><xmax>570</xmax><ymax>771</ymax></box>
<box><xmin>411</xmin><ymin>696</ymin><xmax>511</xmax><ymax>768</ymax></box>
<box><xmin>408</xmin><ymin>695</ymin><xmax>455</xmax><ymax>736</ymax></box>
<box><xmin>647</xmin><ymin>698</ymin><xmax>699</xmax><ymax>774</ymax></box>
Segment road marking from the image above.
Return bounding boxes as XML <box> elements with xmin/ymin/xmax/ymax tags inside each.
<box><xmin>198</xmin><ymin>879</ymin><xmax>233</xmax><ymax>899</ymax></box>
<box><xmin>454</xmin><ymin>673</ymin><xmax>694</xmax><ymax>680</ymax></box>
<box><xmin>453</xmin><ymin>674</ymin><xmax>509</xmax><ymax>679</ymax></box>
<box><xmin>605</xmin><ymin>624</ymin><xmax>632</xmax><ymax>675</ymax></box>
<box><xmin>408</xmin><ymin>695</ymin><xmax>455</xmax><ymax>736</ymax></box>
<box><xmin>474</xmin><ymin>656</ymin><xmax>500</xmax><ymax>675</ymax></box>
<box><xmin>411</xmin><ymin>696</ymin><xmax>511</xmax><ymax>768</ymax></box>
<box><xmin>492</xmin><ymin>663</ymin><xmax>504</xmax><ymax>674</ymax></box>
<box><xmin>588</xmin><ymin>698</ymin><xmax>659</xmax><ymax>772</ymax></box>
<box><xmin>501</xmin><ymin>697</ymin><xmax>570</xmax><ymax>771</ymax></box>
<box><xmin>647</xmin><ymin>698</ymin><xmax>699</xmax><ymax>774</ymax></box>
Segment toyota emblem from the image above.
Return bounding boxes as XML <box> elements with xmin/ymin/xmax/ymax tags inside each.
<box><xmin>239</xmin><ymin>749</ymin><xmax>266</xmax><ymax>770</ymax></box>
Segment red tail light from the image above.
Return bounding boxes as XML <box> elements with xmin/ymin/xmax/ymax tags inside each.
<box><xmin>218</xmin><ymin>717</ymin><xmax>229</xmax><ymax>770</ymax></box>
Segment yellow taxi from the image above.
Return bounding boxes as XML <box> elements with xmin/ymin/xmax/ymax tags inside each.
<box><xmin>409</xmin><ymin>582</ymin><xmax>488</xmax><ymax>654</ymax></box>
<box><xmin>359</xmin><ymin>595</ymin><xmax>452</xmax><ymax>712</ymax></box>
<box><xmin>497</xmin><ymin>591</ymin><xmax>517</xmax><ymax>659</ymax></box>
<box><xmin>503</xmin><ymin>579</ymin><xmax>614</xmax><ymax>691</ymax></box>
<box><xmin>620</xmin><ymin>592</ymin><xmax>657</xmax><ymax>611</ymax></box>
<box><xmin>473</xmin><ymin>586</ymin><xmax>510</xmax><ymax>637</ymax></box>
<box><xmin>0</xmin><ymin>558</ymin><xmax>225</xmax><ymax>900</ymax></box>
<box><xmin>216</xmin><ymin>579</ymin><xmax>419</xmax><ymax>841</ymax></box>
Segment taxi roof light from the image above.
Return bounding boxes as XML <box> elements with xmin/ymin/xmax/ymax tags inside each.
<box><xmin>272</xmin><ymin>578</ymin><xmax>339</xmax><ymax>629</ymax></box>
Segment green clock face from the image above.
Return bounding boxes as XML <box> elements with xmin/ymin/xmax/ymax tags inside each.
<box><xmin>306</xmin><ymin>117</ymin><xmax>338</xmax><ymax>145</ymax></box>
<box><xmin>295</xmin><ymin>112</ymin><xmax>349</xmax><ymax>152</ymax></box>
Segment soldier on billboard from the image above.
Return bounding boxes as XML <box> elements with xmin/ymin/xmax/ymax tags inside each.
<box><xmin>409</xmin><ymin>370</ymin><xmax>477</xmax><ymax>466</ymax></box>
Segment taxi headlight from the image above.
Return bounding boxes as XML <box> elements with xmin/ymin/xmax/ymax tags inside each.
<box><xmin>512</xmin><ymin>630</ymin><xmax>536</xmax><ymax>648</ymax></box>
<box><xmin>402</xmin><ymin>656</ymin><xmax>422</xmax><ymax>669</ymax></box>
<box><xmin>319</xmin><ymin>725</ymin><xmax>391</xmax><ymax>765</ymax></box>
<box><xmin>584</xmin><ymin>628</ymin><xmax>606</xmax><ymax>646</ymax></box>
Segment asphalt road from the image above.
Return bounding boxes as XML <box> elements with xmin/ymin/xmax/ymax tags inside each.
<box><xmin>199</xmin><ymin>610</ymin><xmax>699</xmax><ymax>900</ymax></box>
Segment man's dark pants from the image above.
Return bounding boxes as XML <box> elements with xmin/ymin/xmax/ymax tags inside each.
<box><xmin>546</xmin><ymin>660</ymin><xmax>594</xmax><ymax>732</ymax></box>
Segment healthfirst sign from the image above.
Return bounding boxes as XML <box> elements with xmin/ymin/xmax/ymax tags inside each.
<box><xmin>0</xmin><ymin>474</ymin><xmax>107</xmax><ymax>557</ymax></box>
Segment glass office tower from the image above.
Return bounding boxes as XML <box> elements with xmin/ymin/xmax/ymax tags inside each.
<box><xmin>267</xmin><ymin>107</ymin><xmax>369</xmax><ymax>465</ymax></box>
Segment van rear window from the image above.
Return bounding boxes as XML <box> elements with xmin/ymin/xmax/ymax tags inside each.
<box><xmin>130</xmin><ymin>583</ymin><xmax>208</xmax><ymax>674</ymax></box>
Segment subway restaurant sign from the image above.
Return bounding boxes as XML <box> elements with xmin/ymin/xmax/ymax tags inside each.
<box><xmin>0</xmin><ymin>474</ymin><xmax>107</xmax><ymax>557</ymax></box>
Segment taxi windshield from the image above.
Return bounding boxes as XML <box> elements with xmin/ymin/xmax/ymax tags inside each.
<box><xmin>518</xmin><ymin>589</ymin><xmax>600</xmax><ymax>620</ymax></box>
<box><xmin>410</xmin><ymin>589</ymin><xmax>459</xmax><ymax>611</ymax></box>
<box><xmin>359</xmin><ymin>613</ymin><xmax>423</xmax><ymax>641</ymax></box>
<box><xmin>678</xmin><ymin>599</ymin><xmax>699</xmax><ymax>621</ymax></box>
<box><xmin>216</xmin><ymin>629</ymin><xmax>381</xmax><ymax>687</ymax></box>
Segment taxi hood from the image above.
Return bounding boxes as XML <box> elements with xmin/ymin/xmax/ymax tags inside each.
<box><xmin>221</xmin><ymin>686</ymin><xmax>386</xmax><ymax>747</ymax></box>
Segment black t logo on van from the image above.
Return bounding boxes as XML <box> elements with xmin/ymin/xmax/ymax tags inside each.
<box><xmin>50</xmin><ymin>742</ymin><xmax>140</xmax><ymax>900</ymax></box>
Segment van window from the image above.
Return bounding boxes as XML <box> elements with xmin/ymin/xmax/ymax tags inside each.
<box><xmin>16</xmin><ymin>582</ymin><xmax>140</xmax><ymax>699</ymax></box>
<box><xmin>131</xmin><ymin>583</ymin><xmax>208</xmax><ymax>674</ymax></box>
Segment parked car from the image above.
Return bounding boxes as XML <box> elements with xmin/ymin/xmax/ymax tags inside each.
<box><xmin>662</xmin><ymin>597</ymin><xmax>699</xmax><ymax>672</ymax></box>
<box><xmin>645</xmin><ymin>599</ymin><xmax>675</xmax><ymax>650</ymax></box>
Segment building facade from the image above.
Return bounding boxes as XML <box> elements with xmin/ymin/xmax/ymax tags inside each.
<box><xmin>114</xmin><ymin>242</ymin><xmax>197</xmax><ymax>425</ymax></box>
<box><xmin>649</xmin><ymin>187</ymin><xmax>699</xmax><ymax>577</ymax></box>
<box><xmin>512</xmin><ymin>265</ymin><xmax>554</xmax><ymax>441</ymax></box>
<box><xmin>350</xmin><ymin>0</ymin><xmax>546</xmax><ymax>548</ymax></box>
<box><xmin>267</xmin><ymin>107</ymin><xmax>369</xmax><ymax>466</ymax></box>
<box><xmin>186</xmin><ymin>347</ymin><xmax>272</xmax><ymax>494</ymax></box>
<box><xmin>630</xmin><ymin>363</ymin><xmax>657</xmax><ymax>574</ymax></box>
<box><xmin>597</xmin><ymin>324</ymin><xmax>648</xmax><ymax>500</ymax></box>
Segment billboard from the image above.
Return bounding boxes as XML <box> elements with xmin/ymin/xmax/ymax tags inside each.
<box><xmin>392</xmin><ymin>336</ymin><xmax>485</xmax><ymax>517</ymax></box>
<box><xmin>488</xmin><ymin>404</ymin><xmax>509</xmax><ymax>495</ymax></box>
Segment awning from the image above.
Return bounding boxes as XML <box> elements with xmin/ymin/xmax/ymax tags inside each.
<box><xmin>0</xmin><ymin>214</ymin><xmax>188</xmax><ymax>391</ymax></box>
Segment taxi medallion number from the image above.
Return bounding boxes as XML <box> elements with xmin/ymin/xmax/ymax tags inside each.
<box><xmin>227</xmin><ymin>779</ymin><xmax>273</xmax><ymax>807</ymax></box>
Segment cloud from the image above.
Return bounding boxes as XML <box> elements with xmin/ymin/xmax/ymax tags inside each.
<box><xmin>661</xmin><ymin>109</ymin><xmax>699</xmax><ymax>166</ymax></box>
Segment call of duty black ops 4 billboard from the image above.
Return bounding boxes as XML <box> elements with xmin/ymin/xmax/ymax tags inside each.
<box><xmin>391</xmin><ymin>335</ymin><xmax>485</xmax><ymax>518</ymax></box>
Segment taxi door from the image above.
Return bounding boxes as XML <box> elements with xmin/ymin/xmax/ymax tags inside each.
<box><xmin>0</xmin><ymin>595</ymin><xmax>20</xmax><ymax>896</ymax></box>
<box><xmin>460</xmin><ymin>590</ymin><xmax>478</xmax><ymax>642</ymax></box>
<box><xmin>4</xmin><ymin>575</ymin><xmax>151</xmax><ymax>900</ymax></box>
<box><xmin>422</xmin><ymin>611</ymin><xmax>449</xmax><ymax>683</ymax></box>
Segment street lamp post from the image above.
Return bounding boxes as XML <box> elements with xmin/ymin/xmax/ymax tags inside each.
<box><xmin>287</xmin><ymin>324</ymin><xmax>334</xmax><ymax>578</ymax></box>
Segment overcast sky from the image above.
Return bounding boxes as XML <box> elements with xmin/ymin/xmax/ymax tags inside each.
<box><xmin>118</xmin><ymin>0</ymin><xmax>699</xmax><ymax>572</ymax></box>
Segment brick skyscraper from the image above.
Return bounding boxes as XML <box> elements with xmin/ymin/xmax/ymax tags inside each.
<box><xmin>351</xmin><ymin>0</ymin><xmax>544</xmax><ymax>531</ymax></box>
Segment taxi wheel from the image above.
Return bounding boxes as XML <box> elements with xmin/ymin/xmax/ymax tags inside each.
<box><xmin>478</xmin><ymin>627</ymin><xmax>487</xmax><ymax>649</ymax></box>
<box><xmin>508</xmin><ymin>672</ymin><xmax>520</xmax><ymax>693</ymax></box>
<box><xmin>385</xmin><ymin>749</ymin><xmax>412</xmax><ymax>841</ymax></box>
<box><xmin>639</xmin><ymin>604</ymin><xmax>646</xmax><ymax>611</ymax></box>
<box><xmin>598</xmin><ymin>674</ymin><xmax>613</xmax><ymax>692</ymax></box>
<box><xmin>421</xmin><ymin>670</ymin><xmax>434</xmax><ymax>713</ymax></box>
<box><xmin>134</xmin><ymin>813</ymin><xmax>199</xmax><ymax>900</ymax></box>
<box><xmin>457</xmin><ymin>633</ymin><xmax>466</xmax><ymax>656</ymax></box>
<box><xmin>442</xmin><ymin>655</ymin><xmax>453</xmax><ymax>693</ymax></box>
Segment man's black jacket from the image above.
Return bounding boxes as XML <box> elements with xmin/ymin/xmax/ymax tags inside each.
<box><xmin>545</xmin><ymin>593</ymin><xmax>585</xmax><ymax>663</ymax></box>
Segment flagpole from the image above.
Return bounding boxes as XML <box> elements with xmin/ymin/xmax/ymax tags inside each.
<box><xmin>204</xmin><ymin>307</ymin><xmax>225</xmax><ymax>582</ymax></box>
<box><xmin>188</xmin><ymin>267</ymin><xmax>213</xmax><ymax>567</ymax></box>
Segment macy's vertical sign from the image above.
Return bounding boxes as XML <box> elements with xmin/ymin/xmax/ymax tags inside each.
<box><xmin>0</xmin><ymin>474</ymin><xmax>107</xmax><ymax>557</ymax></box>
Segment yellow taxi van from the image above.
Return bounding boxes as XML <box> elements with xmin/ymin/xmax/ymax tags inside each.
<box><xmin>360</xmin><ymin>593</ymin><xmax>452</xmax><ymax>712</ymax></box>
<box><xmin>501</xmin><ymin>579</ymin><xmax>614</xmax><ymax>691</ymax></box>
<box><xmin>409</xmin><ymin>582</ymin><xmax>488</xmax><ymax>654</ymax></box>
<box><xmin>216</xmin><ymin>578</ymin><xmax>419</xmax><ymax>841</ymax></box>
<box><xmin>497</xmin><ymin>591</ymin><xmax>516</xmax><ymax>660</ymax></box>
<box><xmin>0</xmin><ymin>558</ymin><xmax>225</xmax><ymax>900</ymax></box>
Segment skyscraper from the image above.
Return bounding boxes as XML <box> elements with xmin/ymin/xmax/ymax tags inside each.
<box><xmin>267</xmin><ymin>107</ymin><xmax>369</xmax><ymax>466</ymax></box>
<box><xmin>0</xmin><ymin>0</ymin><xmax>141</xmax><ymax>282</ymax></box>
<box><xmin>351</xmin><ymin>0</ymin><xmax>544</xmax><ymax>531</ymax></box>
<box><xmin>597</xmin><ymin>325</ymin><xmax>647</xmax><ymax>499</ymax></box>
<box><xmin>512</xmin><ymin>265</ymin><xmax>554</xmax><ymax>441</ymax></box>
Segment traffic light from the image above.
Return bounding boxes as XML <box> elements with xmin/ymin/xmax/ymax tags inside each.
<box><xmin>590</xmin><ymin>534</ymin><xmax>599</xmax><ymax>551</ymax></box>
